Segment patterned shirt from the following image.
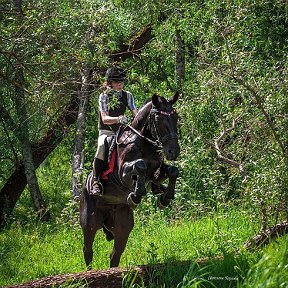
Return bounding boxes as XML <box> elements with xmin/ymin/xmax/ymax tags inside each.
<box><xmin>99</xmin><ymin>90</ymin><xmax>136</xmax><ymax>112</ymax></box>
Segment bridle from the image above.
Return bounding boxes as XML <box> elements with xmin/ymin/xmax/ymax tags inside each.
<box><xmin>148</xmin><ymin>108</ymin><xmax>178</xmax><ymax>146</ymax></box>
<box><xmin>120</xmin><ymin>107</ymin><xmax>177</xmax><ymax>148</ymax></box>
<box><xmin>116</xmin><ymin>107</ymin><xmax>178</xmax><ymax>149</ymax></box>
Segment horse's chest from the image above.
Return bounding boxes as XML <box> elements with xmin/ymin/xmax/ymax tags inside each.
<box><xmin>146</xmin><ymin>153</ymin><xmax>162</xmax><ymax>176</ymax></box>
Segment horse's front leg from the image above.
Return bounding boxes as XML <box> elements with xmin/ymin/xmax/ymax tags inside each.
<box><xmin>122</xmin><ymin>159</ymin><xmax>147</xmax><ymax>208</ymax></box>
<box><xmin>157</xmin><ymin>164</ymin><xmax>179</xmax><ymax>209</ymax></box>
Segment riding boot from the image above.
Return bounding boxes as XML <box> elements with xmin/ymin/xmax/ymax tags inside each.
<box><xmin>91</xmin><ymin>158</ymin><xmax>105</xmax><ymax>196</ymax></box>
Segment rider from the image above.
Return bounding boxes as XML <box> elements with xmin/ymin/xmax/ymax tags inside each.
<box><xmin>90</xmin><ymin>66</ymin><xmax>138</xmax><ymax>195</ymax></box>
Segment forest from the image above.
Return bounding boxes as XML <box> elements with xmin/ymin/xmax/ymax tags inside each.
<box><xmin>0</xmin><ymin>0</ymin><xmax>287</xmax><ymax>287</ymax></box>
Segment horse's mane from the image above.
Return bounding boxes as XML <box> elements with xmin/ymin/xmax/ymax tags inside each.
<box><xmin>131</xmin><ymin>100</ymin><xmax>152</xmax><ymax>130</ymax></box>
<box><xmin>131</xmin><ymin>95</ymin><xmax>172</xmax><ymax>130</ymax></box>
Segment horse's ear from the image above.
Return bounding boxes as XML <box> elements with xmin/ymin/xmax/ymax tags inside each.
<box><xmin>169</xmin><ymin>91</ymin><xmax>179</xmax><ymax>105</ymax></box>
<box><xmin>152</xmin><ymin>93</ymin><xmax>160</xmax><ymax>107</ymax></box>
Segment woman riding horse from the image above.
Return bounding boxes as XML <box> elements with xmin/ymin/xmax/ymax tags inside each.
<box><xmin>80</xmin><ymin>92</ymin><xmax>180</xmax><ymax>268</ymax></box>
<box><xmin>91</xmin><ymin>66</ymin><xmax>137</xmax><ymax>196</ymax></box>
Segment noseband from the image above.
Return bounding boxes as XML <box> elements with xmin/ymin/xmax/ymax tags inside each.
<box><xmin>148</xmin><ymin>108</ymin><xmax>178</xmax><ymax>145</ymax></box>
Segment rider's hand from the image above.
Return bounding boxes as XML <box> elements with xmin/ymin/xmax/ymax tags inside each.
<box><xmin>118</xmin><ymin>115</ymin><xmax>128</xmax><ymax>124</ymax></box>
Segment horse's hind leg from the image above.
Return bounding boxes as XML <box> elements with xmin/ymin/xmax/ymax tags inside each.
<box><xmin>109</xmin><ymin>206</ymin><xmax>134</xmax><ymax>267</ymax></box>
<box><xmin>82</xmin><ymin>225</ymin><xmax>97</xmax><ymax>270</ymax></box>
<box><xmin>80</xmin><ymin>188</ymin><xmax>103</xmax><ymax>270</ymax></box>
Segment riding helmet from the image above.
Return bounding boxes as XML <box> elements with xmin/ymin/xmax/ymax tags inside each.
<box><xmin>105</xmin><ymin>66</ymin><xmax>126</xmax><ymax>82</ymax></box>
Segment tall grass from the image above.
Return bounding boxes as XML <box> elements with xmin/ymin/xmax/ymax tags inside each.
<box><xmin>1</xmin><ymin>204</ymin><xmax>258</xmax><ymax>287</ymax></box>
<box><xmin>241</xmin><ymin>235</ymin><xmax>288</xmax><ymax>288</ymax></box>
<box><xmin>123</xmin><ymin>235</ymin><xmax>288</xmax><ymax>288</ymax></box>
<box><xmin>1</xmin><ymin>144</ymin><xmax>285</xmax><ymax>287</ymax></box>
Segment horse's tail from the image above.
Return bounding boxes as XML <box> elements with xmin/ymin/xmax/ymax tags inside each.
<box><xmin>80</xmin><ymin>175</ymin><xmax>95</xmax><ymax>228</ymax></box>
<box><xmin>84</xmin><ymin>172</ymin><xmax>94</xmax><ymax>195</ymax></box>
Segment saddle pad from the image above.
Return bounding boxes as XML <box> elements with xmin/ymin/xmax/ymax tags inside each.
<box><xmin>102</xmin><ymin>148</ymin><xmax>117</xmax><ymax>180</ymax></box>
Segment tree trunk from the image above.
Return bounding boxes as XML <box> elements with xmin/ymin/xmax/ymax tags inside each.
<box><xmin>0</xmin><ymin>96</ymin><xmax>79</xmax><ymax>228</ymax></box>
<box><xmin>175</xmin><ymin>29</ymin><xmax>185</xmax><ymax>91</ymax></box>
<box><xmin>71</xmin><ymin>64</ymin><xmax>91</xmax><ymax>200</ymax></box>
<box><xmin>13</xmin><ymin>62</ymin><xmax>50</xmax><ymax>220</ymax></box>
<box><xmin>12</xmin><ymin>0</ymin><xmax>50</xmax><ymax>220</ymax></box>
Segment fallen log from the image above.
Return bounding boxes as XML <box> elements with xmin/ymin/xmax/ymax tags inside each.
<box><xmin>244</xmin><ymin>221</ymin><xmax>288</xmax><ymax>250</ymax></box>
<box><xmin>4</xmin><ymin>266</ymin><xmax>148</xmax><ymax>288</ymax></box>
<box><xmin>3</xmin><ymin>257</ymin><xmax>224</xmax><ymax>288</ymax></box>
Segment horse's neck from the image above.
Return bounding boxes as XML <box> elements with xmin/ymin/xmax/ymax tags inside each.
<box><xmin>131</xmin><ymin>102</ymin><xmax>152</xmax><ymax>134</ymax></box>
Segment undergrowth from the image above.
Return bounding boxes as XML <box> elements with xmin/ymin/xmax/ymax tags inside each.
<box><xmin>0</xmin><ymin>202</ymin><xmax>258</xmax><ymax>287</ymax></box>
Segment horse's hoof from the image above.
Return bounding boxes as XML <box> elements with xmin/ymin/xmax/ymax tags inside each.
<box><xmin>134</xmin><ymin>159</ymin><xmax>146</xmax><ymax>175</ymax></box>
<box><xmin>127</xmin><ymin>193</ymin><xmax>140</xmax><ymax>209</ymax></box>
<box><xmin>157</xmin><ymin>195</ymin><xmax>170</xmax><ymax>209</ymax></box>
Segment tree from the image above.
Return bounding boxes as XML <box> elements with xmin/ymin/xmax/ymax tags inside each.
<box><xmin>71</xmin><ymin>64</ymin><xmax>91</xmax><ymax>201</ymax></box>
<box><xmin>0</xmin><ymin>0</ymin><xmax>154</xmax><ymax>227</ymax></box>
<box><xmin>1</xmin><ymin>0</ymin><xmax>50</xmax><ymax>219</ymax></box>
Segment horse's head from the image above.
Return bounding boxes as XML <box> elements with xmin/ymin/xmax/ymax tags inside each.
<box><xmin>149</xmin><ymin>92</ymin><xmax>180</xmax><ymax>160</ymax></box>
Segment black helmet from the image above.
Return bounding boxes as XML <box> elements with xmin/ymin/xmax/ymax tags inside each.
<box><xmin>105</xmin><ymin>66</ymin><xmax>126</xmax><ymax>82</ymax></box>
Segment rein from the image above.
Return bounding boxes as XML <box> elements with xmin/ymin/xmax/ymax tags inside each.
<box><xmin>115</xmin><ymin>124</ymin><xmax>162</xmax><ymax>149</ymax></box>
<box><xmin>127</xmin><ymin>125</ymin><xmax>162</xmax><ymax>148</ymax></box>
<box><xmin>117</xmin><ymin>107</ymin><xmax>178</xmax><ymax>149</ymax></box>
<box><xmin>116</xmin><ymin>106</ymin><xmax>178</xmax><ymax>150</ymax></box>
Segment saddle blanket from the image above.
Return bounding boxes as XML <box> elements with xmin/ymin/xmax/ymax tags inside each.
<box><xmin>102</xmin><ymin>148</ymin><xmax>117</xmax><ymax>180</ymax></box>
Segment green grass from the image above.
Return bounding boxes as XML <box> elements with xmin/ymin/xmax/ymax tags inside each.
<box><xmin>123</xmin><ymin>235</ymin><xmax>288</xmax><ymax>288</ymax></box>
<box><xmin>241</xmin><ymin>235</ymin><xmax>288</xmax><ymax>288</ymax></box>
<box><xmin>0</xmin><ymin>205</ymin><xmax>259</xmax><ymax>287</ymax></box>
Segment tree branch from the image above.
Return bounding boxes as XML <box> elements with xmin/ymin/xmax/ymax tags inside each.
<box><xmin>233</xmin><ymin>76</ymin><xmax>287</xmax><ymax>167</ymax></box>
<box><xmin>214</xmin><ymin>115</ymin><xmax>246</xmax><ymax>176</ymax></box>
<box><xmin>109</xmin><ymin>25</ymin><xmax>152</xmax><ymax>61</ymax></box>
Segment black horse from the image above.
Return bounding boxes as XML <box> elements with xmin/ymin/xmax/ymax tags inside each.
<box><xmin>80</xmin><ymin>92</ymin><xmax>180</xmax><ymax>269</ymax></box>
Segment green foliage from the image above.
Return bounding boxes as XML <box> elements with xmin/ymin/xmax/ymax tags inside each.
<box><xmin>0</xmin><ymin>207</ymin><xmax>257</xmax><ymax>286</ymax></box>
<box><xmin>2</xmin><ymin>0</ymin><xmax>286</xmax><ymax>222</ymax></box>
<box><xmin>242</xmin><ymin>235</ymin><xmax>288</xmax><ymax>288</ymax></box>
<box><xmin>1</xmin><ymin>0</ymin><xmax>287</xmax><ymax>286</ymax></box>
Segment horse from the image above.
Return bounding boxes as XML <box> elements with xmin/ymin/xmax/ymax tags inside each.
<box><xmin>80</xmin><ymin>92</ymin><xmax>180</xmax><ymax>269</ymax></box>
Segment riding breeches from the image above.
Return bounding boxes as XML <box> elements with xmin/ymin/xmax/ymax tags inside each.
<box><xmin>95</xmin><ymin>130</ymin><xmax>116</xmax><ymax>161</ymax></box>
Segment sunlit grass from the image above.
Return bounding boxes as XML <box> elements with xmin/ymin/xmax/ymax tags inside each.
<box><xmin>0</xmin><ymin>205</ymin><xmax>258</xmax><ymax>286</ymax></box>
<box><xmin>241</xmin><ymin>235</ymin><xmax>288</xmax><ymax>288</ymax></box>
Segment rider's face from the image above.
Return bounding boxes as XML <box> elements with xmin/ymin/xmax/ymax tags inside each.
<box><xmin>111</xmin><ymin>80</ymin><xmax>124</xmax><ymax>91</ymax></box>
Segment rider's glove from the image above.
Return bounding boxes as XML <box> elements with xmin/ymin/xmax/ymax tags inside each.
<box><xmin>118</xmin><ymin>115</ymin><xmax>128</xmax><ymax>124</ymax></box>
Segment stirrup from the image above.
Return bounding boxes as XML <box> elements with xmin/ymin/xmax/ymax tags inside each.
<box><xmin>90</xmin><ymin>181</ymin><xmax>104</xmax><ymax>196</ymax></box>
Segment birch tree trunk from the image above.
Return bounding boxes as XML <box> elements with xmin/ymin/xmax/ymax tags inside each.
<box><xmin>175</xmin><ymin>29</ymin><xmax>185</xmax><ymax>92</ymax></box>
<box><xmin>71</xmin><ymin>64</ymin><xmax>91</xmax><ymax>201</ymax></box>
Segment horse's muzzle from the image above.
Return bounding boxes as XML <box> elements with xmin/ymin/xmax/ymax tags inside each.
<box><xmin>164</xmin><ymin>142</ymin><xmax>180</xmax><ymax>160</ymax></box>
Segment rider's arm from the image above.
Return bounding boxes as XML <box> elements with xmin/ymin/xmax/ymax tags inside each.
<box><xmin>100</xmin><ymin>111</ymin><xmax>120</xmax><ymax>124</ymax></box>
<box><xmin>99</xmin><ymin>93</ymin><xmax>121</xmax><ymax>124</ymax></box>
<box><xmin>127</xmin><ymin>92</ymin><xmax>138</xmax><ymax>116</ymax></box>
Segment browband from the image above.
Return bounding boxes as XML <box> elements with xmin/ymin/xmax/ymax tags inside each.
<box><xmin>150</xmin><ymin>108</ymin><xmax>176</xmax><ymax>116</ymax></box>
